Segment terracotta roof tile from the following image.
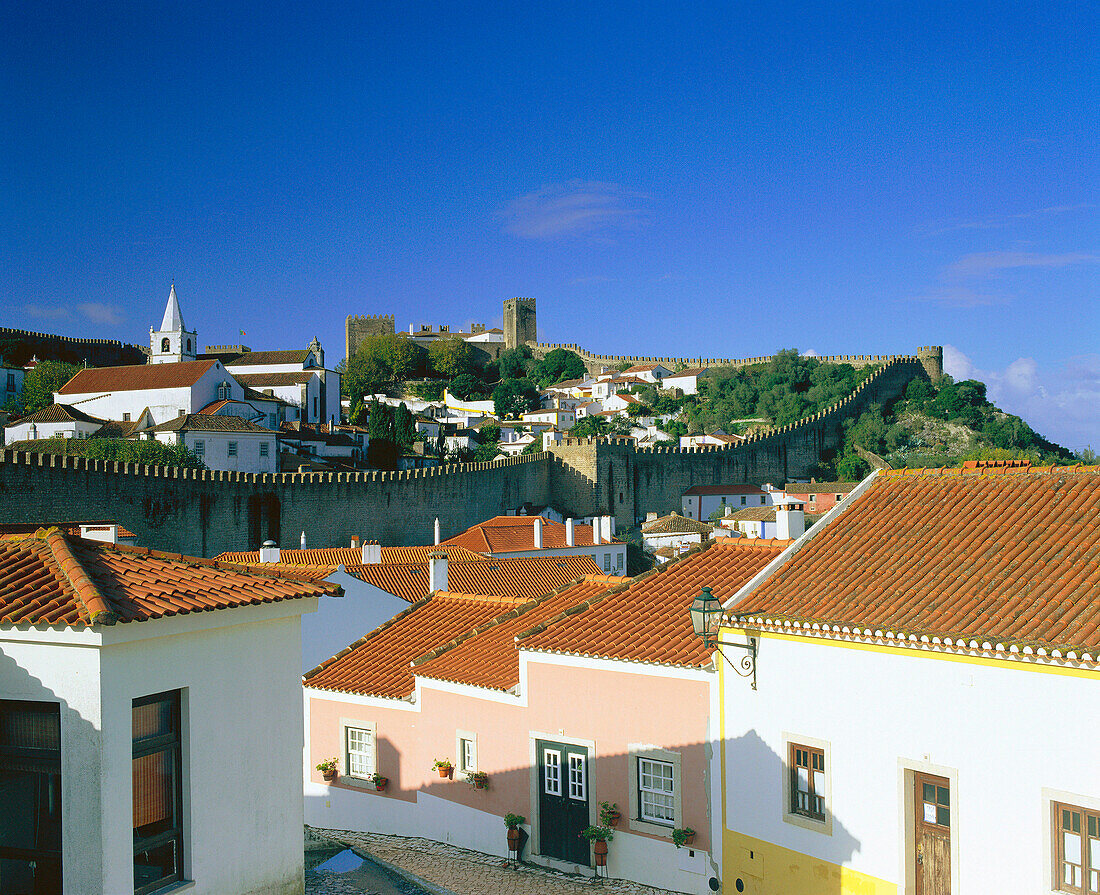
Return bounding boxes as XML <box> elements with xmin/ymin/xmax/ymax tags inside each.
<box><xmin>223</xmin><ymin>350</ymin><xmax>311</xmax><ymax>366</ymax></box>
<box><xmin>9</xmin><ymin>403</ymin><xmax>105</xmax><ymax>425</ymax></box>
<box><xmin>213</xmin><ymin>545</ymin><xmax>485</xmax><ymax>568</ymax></box>
<box><xmin>150</xmin><ymin>413</ymin><xmax>275</xmax><ymax>433</ymax></box>
<box><xmin>0</xmin><ymin>530</ymin><xmax>338</xmax><ymax>628</ymax></box>
<box><xmin>57</xmin><ymin>360</ymin><xmax>218</xmax><ymax>394</ymax></box>
<box><xmin>413</xmin><ymin>577</ymin><xmax>626</xmax><ymax>690</ymax></box>
<box><xmin>234</xmin><ymin>372</ymin><xmax>316</xmax><ymax>387</ymax></box>
<box><xmin>440</xmin><ymin>515</ymin><xmax>621</xmax><ymax>552</ymax></box>
<box><xmin>733</xmin><ymin>466</ymin><xmax>1100</xmax><ymax>652</ymax></box>
<box><xmin>520</xmin><ymin>539</ymin><xmax>789</xmax><ymax>667</ymax></box>
<box><xmin>641</xmin><ymin>514</ymin><xmax>714</xmax><ymax>535</ymax></box>
<box><xmin>0</xmin><ymin>521</ymin><xmax>136</xmax><ymax>539</ymax></box>
<box><xmin>782</xmin><ymin>481</ymin><xmax>858</xmax><ymax>494</ymax></box>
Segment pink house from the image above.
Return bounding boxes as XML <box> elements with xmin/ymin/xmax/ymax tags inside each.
<box><xmin>304</xmin><ymin>538</ymin><xmax>790</xmax><ymax>894</ymax></box>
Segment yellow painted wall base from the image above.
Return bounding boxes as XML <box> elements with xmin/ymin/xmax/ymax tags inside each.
<box><xmin>723</xmin><ymin>828</ymin><xmax>897</xmax><ymax>895</ymax></box>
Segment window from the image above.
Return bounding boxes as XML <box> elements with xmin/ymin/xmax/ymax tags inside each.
<box><xmin>638</xmin><ymin>757</ymin><xmax>675</xmax><ymax>825</ymax></box>
<box><xmin>1055</xmin><ymin>802</ymin><xmax>1100</xmax><ymax>894</ymax></box>
<box><xmin>603</xmin><ymin>553</ymin><xmax>612</xmax><ymax>572</ymax></box>
<box><xmin>186</xmin><ymin>338</ymin><xmax>191</xmax><ymax>353</ymax></box>
<box><xmin>346</xmin><ymin>726</ymin><xmax>375</xmax><ymax>778</ymax></box>
<box><xmin>123</xmin><ymin>412</ymin><xmax>131</xmax><ymax>421</ymax></box>
<box><xmin>457</xmin><ymin>732</ymin><xmax>477</xmax><ymax>775</ymax></box>
<box><xmin>218</xmin><ymin>382</ymin><xmax>231</xmax><ymax>401</ymax></box>
<box><xmin>616</xmin><ymin>552</ymin><xmax>624</xmax><ymax>571</ymax></box>
<box><xmin>741</xmin><ymin>496</ymin><xmax>747</xmax><ymax>505</ymax></box>
<box><xmin>835</xmin><ymin>494</ymin><xmax>843</xmax><ymax>502</ymax></box>
<box><xmin>259</xmin><ymin>442</ymin><xmax>269</xmax><ymax>457</ymax></box>
<box><xmin>193</xmin><ymin>440</ymin><xmax>204</xmax><ymax>457</ymax></box>
<box><xmin>760</xmin><ymin>496</ymin><xmax>766</xmax><ymax>505</ymax></box>
<box><xmin>568</xmin><ymin>754</ymin><xmax>586</xmax><ymax>801</ymax></box>
<box><xmin>809</xmin><ymin>494</ymin><xmax>817</xmax><ymax>504</ymax></box>
<box><xmin>5</xmin><ymin>372</ymin><xmax>14</xmax><ymax>392</ymax></box>
<box><xmin>227</xmin><ymin>441</ymin><xmax>238</xmax><ymax>457</ymax></box>
<box><xmin>0</xmin><ymin>700</ymin><xmax>62</xmax><ymax>893</ymax></box>
<box><xmin>789</xmin><ymin>743</ymin><xmax>826</xmax><ymax>821</ymax></box>
<box><xmin>543</xmin><ymin>749</ymin><xmax>561</xmax><ymax>796</ymax></box>
<box><xmin>133</xmin><ymin>690</ymin><xmax>184</xmax><ymax>895</ymax></box>
<box><xmin>161</xmin><ymin>337</ymin><xmax>170</xmax><ymax>353</ymax></box>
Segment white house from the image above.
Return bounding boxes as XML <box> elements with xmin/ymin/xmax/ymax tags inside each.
<box><xmin>679</xmin><ymin>431</ymin><xmax>745</xmax><ymax>449</ymax></box>
<box><xmin>715</xmin><ymin>464</ymin><xmax>1100</xmax><ymax>895</ymax></box>
<box><xmin>5</xmin><ymin>403</ymin><xmax>106</xmax><ymax>442</ymax></box>
<box><xmin>621</xmin><ymin>363</ymin><xmax>672</xmax><ymax>384</ymax></box>
<box><xmin>0</xmin><ymin>528</ymin><xmax>337</xmax><ymax>895</ymax></box>
<box><xmin>150</xmin><ymin>413</ymin><xmax>278</xmax><ymax>472</ymax></box>
<box><xmin>681</xmin><ymin>483</ymin><xmax>775</xmax><ymax>521</ymax></box>
<box><xmin>2</xmin><ymin>365</ymin><xmax>24</xmax><ymax>405</ymax></box>
<box><xmin>522</xmin><ymin>408</ymin><xmax>575</xmax><ymax>428</ymax></box>
<box><xmin>639</xmin><ymin>512</ymin><xmax>716</xmax><ymax>555</ymax></box>
<box><xmin>661</xmin><ymin>366</ymin><xmax>710</xmax><ymax>395</ymax></box>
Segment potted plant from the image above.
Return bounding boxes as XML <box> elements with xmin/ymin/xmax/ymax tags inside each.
<box><xmin>671</xmin><ymin>827</ymin><xmax>696</xmax><ymax>848</ymax></box>
<box><xmin>433</xmin><ymin>758</ymin><xmax>453</xmax><ymax>779</ymax></box>
<box><xmin>370</xmin><ymin>772</ymin><xmax>388</xmax><ymax>792</ymax></box>
<box><xmin>466</xmin><ymin>770</ymin><xmax>489</xmax><ymax>789</ymax></box>
<box><xmin>316</xmin><ymin>757</ymin><xmax>338</xmax><ymax>782</ymax></box>
<box><xmin>598</xmin><ymin>801</ymin><xmax>621</xmax><ymax>827</ymax></box>
<box><xmin>580</xmin><ymin>825</ymin><xmax>614</xmax><ymax>863</ymax></box>
<box><xmin>504</xmin><ymin>813</ymin><xmax>525</xmax><ymax>852</ymax></box>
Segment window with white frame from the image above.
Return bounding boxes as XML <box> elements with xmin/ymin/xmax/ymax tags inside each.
<box><xmin>616</xmin><ymin>552</ymin><xmax>624</xmax><ymax>570</ymax></box>
<box><xmin>603</xmin><ymin>553</ymin><xmax>612</xmax><ymax>572</ymax></box>
<box><xmin>345</xmin><ymin>726</ymin><xmax>375</xmax><ymax>778</ymax></box>
<box><xmin>259</xmin><ymin>442</ymin><xmax>269</xmax><ymax>457</ymax></box>
<box><xmin>638</xmin><ymin>757</ymin><xmax>675</xmax><ymax>824</ymax></box>
<box><xmin>457</xmin><ymin>732</ymin><xmax>477</xmax><ymax>775</ymax></box>
<box><xmin>193</xmin><ymin>440</ymin><xmax>204</xmax><ymax>457</ymax></box>
<box><xmin>228</xmin><ymin>441</ymin><xmax>238</xmax><ymax>457</ymax></box>
<box><xmin>568</xmin><ymin>754</ymin><xmax>586</xmax><ymax>801</ymax></box>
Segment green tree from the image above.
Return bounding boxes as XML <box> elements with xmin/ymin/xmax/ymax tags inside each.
<box><xmin>394</xmin><ymin>402</ymin><xmax>416</xmax><ymax>448</ymax></box>
<box><xmin>532</xmin><ymin>349</ymin><xmax>586</xmax><ymax>388</ymax></box>
<box><xmin>492</xmin><ymin>378</ymin><xmax>538</xmax><ymax>419</ymax></box>
<box><xmin>343</xmin><ymin>335</ymin><xmax>422</xmax><ymax>401</ymax></box>
<box><xmin>367</xmin><ymin>399</ymin><xmax>397</xmax><ymax>470</ymax></box>
<box><xmin>13</xmin><ymin>436</ymin><xmax>205</xmax><ymax>469</ymax></box>
<box><xmin>498</xmin><ymin>346</ymin><xmax>535</xmax><ymax>380</ymax></box>
<box><xmin>570</xmin><ymin>416</ymin><xmax>610</xmax><ymax>438</ymax></box>
<box><xmin>20</xmin><ymin>361</ymin><xmax>80</xmax><ymax>414</ymax></box>
<box><xmin>448</xmin><ymin>373</ymin><xmax>486</xmax><ymax>401</ymax></box>
<box><xmin>430</xmin><ymin>337</ymin><xmax>475</xmax><ymax>379</ymax></box>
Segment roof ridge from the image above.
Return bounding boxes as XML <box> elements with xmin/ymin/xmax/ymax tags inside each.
<box><xmin>40</xmin><ymin>529</ymin><xmax>118</xmax><ymax>625</ymax></box>
<box><xmin>878</xmin><ymin>464</ymin><xmax>1097</xmax><ymax>479</ymax></box>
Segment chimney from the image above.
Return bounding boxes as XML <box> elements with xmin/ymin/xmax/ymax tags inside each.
<box><xmin>434</xmin><ymin>517</ymin><xmax>441</xmax><ymax>546</ymax></box>
<box><xmin>776</xmin><ymin>502</ymin><xmax>806</xmax><ymax>540</ymax></box>
<box><xmin>351</xmin><ymin>536</ymin><xmax>359</xmax><ymax>549</ymax></box>
<box><xmin>645</xmin><ymin>511</ymin><xmax>657</xmax><ymax>523</ymax></box>
<box><xmin>300</xmin><ymin>531</ymin><xmax>307</xmax><ymax>550</ymax></box>
<box><xmin>260</xmin><ymin>540</ymin><xmax>281</xmax><ymax>563</ymax></box>
<box><xmin>429</xmin><ymin>550</ymin><xmax>448</xmax><ymax>592</ymax></box>
<box><xmin>565</xmin><ymin>518</ymin><xmax>575</xmax><ymax>547</ymax></box>
<box><xmin>533</xmin><ymin>516</ymin><xmax>543</xmax><ymax>549</ymax></box>
<box><xmin>361</xmin><ymin>542</ymin><xmax>381</xmax><ymax>564</ymax></box>
<box><xmin>592</xmin><ymin>519</ymin><xmax>602</xmax><ymax>545</ymax></box>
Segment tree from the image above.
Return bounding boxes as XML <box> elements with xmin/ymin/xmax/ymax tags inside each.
<box><xmin>570</xmin><ymin>416</ymin><xmax>609</xmax><ymax>438</ymax></box>
<box><xmin>532</xmin><ymin>349</ymin><xmax>586</xmax><ymax>388</ymax></box>
<box><xmin>492</xmin><ymin>378</ymin><xmax>538</xmax><ymax>419</ymax></box>
<box><xmin>367</xmin><ymin>399</ymin><xmax>397</xmax><ymax>470</ymax></box>
<box><xmin>343</xmin><ymin>335</ymin><xmax>422</xmax><ymax>402</ymax></box>
<box><xmin>498</xmin><ymin>346</ymin><xmax>535</xmax><ymax>380</ymax></box>
<box><xmin>394</xmin><ymin>402</ymin><xmax>416</xmax><ymax>448</ymax></box>
<box><xmin>20</xmin><ymin>361</ymin><xmax>80</xmax><ymax>415</ymax></box>
<box><xmin>429</xmin><ymin>337</ymin><xmax>475</xmax><ymax>379</ymax></box>
<box><xmin>448</xmin><ymin>373</ymin><xmax>486</xmax><ymax>401</ymax></box>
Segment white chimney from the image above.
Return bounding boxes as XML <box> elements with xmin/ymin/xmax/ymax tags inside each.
<box><xmin>605</xmin><ymin>515</ymin><xmax>616</xmax><ymax>538</ymax></box>
<box><xmin>565</xmin><ymin>518</ymin><xmax>575</xmax><ymax>547</ymax></box>
<box><xmin>776</xmin><ymin>502</ymin><xmax>806</xmax><ymax>540</ymax></box>
<box><xmin>260</xmin><ymin>540</ymin><xmax>281</xmax><ymax>563</ymax></box>
<box><xmin>533</xmin><ymin>516</ymin><xmax>543</xmax><ymax>549</ymax></box>
<box><xmin>429</xmin><ymin>550</ymin><xmax>448</xmax><ymax>592</ymax></box>
<box><xmin>300</xmin><ymin>531</ymin><xmax>307</xmax><ymax>550</ymax></box>
<box><xmin>592</xmin><ymin>519</ymin><xmax>602</xmax><ymax>545</ymax></box>
<box><xmin>645</xmin><ymin>511</ymin><xmax>657</xmax><ymax>523</ymax></box>
<box><xmin>351</xmin><ymin>535</ymin><xmax>359</xmax><ymax>549</ymax></box>
<box><xmin>434</xmin><ymin>517</ymin><xmax>441</xmax><ymax>546</ymax></box>
<box><xmin>361</xmin><ymin>542</ymin><xmax>382</xmax><ymax>564</ymax></box>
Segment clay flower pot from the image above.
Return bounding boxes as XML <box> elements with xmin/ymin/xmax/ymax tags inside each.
<box><xmin>437</xmin><ymin>766</ymin><xmax>452</xmax><ymax>778</ymax></box>
<box><xmin>593</xmin><ymin>839</ymin><xmax>608</xmax><ymax>866</ymax></box>
<box><xmin>322</xmin><ymin>769</ymin><xmax>337</xmax><ymax>782</ymax></box>
<box><xmin>507</xmin><ymin>827</ymin><xmax>521</xmax><ymax>850</ymax></box>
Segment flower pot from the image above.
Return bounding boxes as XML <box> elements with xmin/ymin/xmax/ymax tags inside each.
<box><xmin>605</xmin><ymin>811</ymin><xmax>620</xmax><ymax>827</ymax></box>
<box><xmin>593</xmin><ymin>840</ymin><xmax>608</xmax><ymax>857</ymax></box>
<box><xmin>438</xmin><ymin>766</ymin><xmax>452</xmax><ymax>778</ymax></box>
<box><xmin>507</xmin><ymin>827</ymin><xmax>521</xmax><ymax>850</ymax></box>
<box><xmin>373</xmin><ymin>782</ymin><xmax>386</xmax><ymax>792</ymax></box>
<box><xmin>322</xmin><ymin>770</ymin><xmax>336</xmax><ymax>782</ymax></box>
<box><xmin>681</xmin><ymin>832</ymin><xmax>695</xmax><ymax>846</ymax></box>
<box><xmin>474</xmin><ymin>779</ymin><xmax>488</xmax><ymax>789</ymax></box>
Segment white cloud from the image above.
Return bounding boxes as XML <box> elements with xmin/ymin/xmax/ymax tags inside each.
<box><xmin>943</xmin><ymin>345</ymin><xmax>1099</xmax><ymax>451</ymax></box>
<box><xmin>905</xmin><ymin>286</ymin><xmax>1004</xmax><ymax>307</ymax></box>
<box><xmin>23</xmin><ymin>303</ymin><xmax>70</xmax><ymax>320</ymax></box>
<box><xmin>499</xmin><ymin>181</ymin><xmax>650</xmax><ymax>240</ymax></box>
<box><xmin>77</xmin><ymin>302</ymin><xmax>124</xmax><ymax>325</ymax></box>
<box><xmin>944</xmin><ymin>252</ymin><xmax>1100</xmax><ymax>279</ymax></box>
<box><xmin>917</xmin><ymin>203</ymin><xmax>1093</xmax><ymax>237</ymax></box>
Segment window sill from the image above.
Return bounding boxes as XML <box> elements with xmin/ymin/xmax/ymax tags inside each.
<box><xmin>144</xmin><ymin>880</ymin><xmax>194</xmax><ymax>895</ymax></box>
<box><xmin>335</xmin><ymin>775</ymin><xmax>380</xmax><ymax>791</ymax></box>
<box><xmin>627</xmin><ymin>817</ymin><xmax>675</xmax><ymax>838</ymax></box>
<box><xmin>783</xmin><ymin>810</ymin><xmax>832</xmax><ymax>836</ymax></box>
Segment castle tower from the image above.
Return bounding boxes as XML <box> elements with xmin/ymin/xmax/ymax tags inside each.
<box><xmin>150</xmin><ymin>284</ymin><xmax>198</xmax><ymax>364</ymax></box>
<box><xmin>345</xmin><ymin>314</ymin><xmax>395</xmax><ymax>361</ymax></box>
<box><xmin>503</xmin><ymin>297</ymin><xmax>536</xmax><ymax>350</ymax></box>
<box><xmin>917</xmin><ymin>346</ymin><xmax>944</xmax><ymax>381</ymax></box>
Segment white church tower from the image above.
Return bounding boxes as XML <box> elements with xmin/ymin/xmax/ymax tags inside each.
<box><xmin>150</xmin><ymin>284</ymin><xmax>198</xmax><ymax>364</ymax></box>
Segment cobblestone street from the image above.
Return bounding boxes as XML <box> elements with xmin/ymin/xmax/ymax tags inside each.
<box><xmin>307</xmin><ymin>828</ymin><xmax>690</xmax><ymax>895</ymax></box>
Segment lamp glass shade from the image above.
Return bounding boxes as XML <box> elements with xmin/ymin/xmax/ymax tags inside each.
<box><xmin>690</xmin><ymin>586</ymin><xmax>721</xmax><ymax>639</ymax></box>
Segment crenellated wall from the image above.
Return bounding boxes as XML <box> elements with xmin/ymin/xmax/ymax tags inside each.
<box><xmin>0</xmin><ymin>326</ymin><xmax>147</xmax><ymax>367</ymax></box>
<box><xmin>0</xmin><ymin>356</ymin><xmax>930</xmax><ymax>553</ymax></box>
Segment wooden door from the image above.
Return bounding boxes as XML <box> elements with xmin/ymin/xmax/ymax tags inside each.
<box><xmin>914</xmin><ymin>772</ymin><xmax>951</xmax><ymax>895</ymax></box>
<box><xmin>536</xmin><ymin>740</ymin><xmax>590</xmax><ymax>865</ymax></box>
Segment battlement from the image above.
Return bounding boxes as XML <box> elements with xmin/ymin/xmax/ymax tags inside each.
<box><xmin>205</xmin><ymin>344</ymin><xmax>251</xmax><ymax>354</ymax></box>
<box><xmin>0</xmin><ymin>326</ymin><xmax>147</xmax><ymax>368</ymax></box>
<box><xmin>346</xmin><ymin>315</ymin><xmax>395</xmax><ymax>323</ymax></box>
<box><xmin>0</xmin><ymin>326</ymin><xmax>142</xmax><ymax>350</ymax></box>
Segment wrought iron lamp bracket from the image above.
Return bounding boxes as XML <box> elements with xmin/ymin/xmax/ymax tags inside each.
<box><xmin>707</xmin><ymin>634</ymin><xmax>757</xmax><ymax>690</ymax></box>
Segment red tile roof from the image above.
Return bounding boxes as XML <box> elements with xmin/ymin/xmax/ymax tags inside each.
<box><xmin>303</xmin><ymin>593</ymin><xmax>521</xmax><ymax>698</ymax></box>
<box><xmin>57</xmin><ymin>360</ymin><xmax>218</xmax><ymax>394</ymax></box>
<box><xmin>223</xmin><ymin>350</ymin><xmax>311</xmax><ymax>366</ymax></box>
<box><xmin>234</xmin><ymin>372</ymin><xmax>316</xmax><ymax>387</ymax></box>
<box><xmin>782</xmin><ymin>481</ymin><xmax>857</xmax><ymax>495</ymax></box>
<box><xmin>344</xmin><ymin>554</ymin><xmax>602</xmax><ymax>603</ymax></box>
<box><xmin>641</xmin><ymin>513</ymin><xmax>714</xmax><ymax>535</ymax></box>
<box><xmin>732</xmin><ymin>466</ymin><xmax>1100</xmax><ymax>653</ymax></box>
<box><xmin>0</xmin><ymin>530</ymin><xmax>338</xmax><ymax>628</ymax></box>
<box><xmin>0</xmin><ymin>521</ymin><xmax>137</xmax><ymax>539</ymax></box>
<box><xmin>9</xmin><ymin>403</ymin><xmax>105</xmax><ymax>425</ymax></box>
<box><xmin>413</xmin><ymin>577</ymin><xmax>626</xmax><ymax>690</ymax></box>
<box><xmin>519</xmin><ymin>539</ymin><xmax>789</xmax><ymax>667</ymax></box>
<box><xmin>150</xmin><ymin>413</ymin><xmax>275</xmax><ymax>433</ymax></box>
<box><xmin>213</xmin><ymin>544</ymin><xmax>485</xmax><ymax>568</ymax></box>
<box><xmin>440</xmin><ymin>515</ymin><xmax>621</xmax><ymax>553</ymax></box>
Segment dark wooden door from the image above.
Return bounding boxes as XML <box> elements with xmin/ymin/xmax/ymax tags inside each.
<box><xmin>914</xmin><ymin>772</ymin><xmax>951</xmax><ymax>895</ymax></box>
<box><xmin>537</xmin><ymin>739</ymin><xmax>590</xmax><ymax>865</ymax></box>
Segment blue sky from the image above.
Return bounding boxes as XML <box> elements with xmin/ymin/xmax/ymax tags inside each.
<box><xmin>2</xmin><ymin>1</ymin><xmax>1097</xmax><ymax>449</ymax></box>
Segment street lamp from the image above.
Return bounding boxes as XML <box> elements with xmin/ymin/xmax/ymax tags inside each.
<box><xmin>689</xmin><ymin>585</ymin><xmax>758</xmax><ymax>690</ymax></box>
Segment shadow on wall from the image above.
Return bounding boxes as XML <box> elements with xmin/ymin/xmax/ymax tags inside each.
<box><xmin>306</xmin><ymin>730</ymin><xmax>863</xmax><ymax>895</ymax></box>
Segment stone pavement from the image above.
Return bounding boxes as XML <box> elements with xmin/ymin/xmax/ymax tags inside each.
<box><xmin>308</xmin><ymin>827</ymin><xmax>689</xmax><ymax>895</ymax></box>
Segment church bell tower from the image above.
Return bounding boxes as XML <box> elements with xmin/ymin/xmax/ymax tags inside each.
<box><xmin>150</xmin><ymin>284</ymin><xmax>198</xmax><ymax>364</ymax></box>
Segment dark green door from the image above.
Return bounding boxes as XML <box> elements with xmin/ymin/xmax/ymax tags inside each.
<box><xmin>537</xmin><ymin>739</ymin><xmax>590</xmax><ymax>865</ymax></box>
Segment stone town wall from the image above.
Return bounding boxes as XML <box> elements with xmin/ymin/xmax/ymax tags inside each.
<box><xmin>0</xmin><ymin>357</ymin><xmax>929</xmax><ymax>553</ymax></box>
<box><xmin>0</xmin><ymin>326</ymin><xmax>147</xmax><ymax>368</ymax></box>
<box><xmin>344</xmin><ymin>315</ymin><xmax>396</xmax><ymax>362</ymax></box>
